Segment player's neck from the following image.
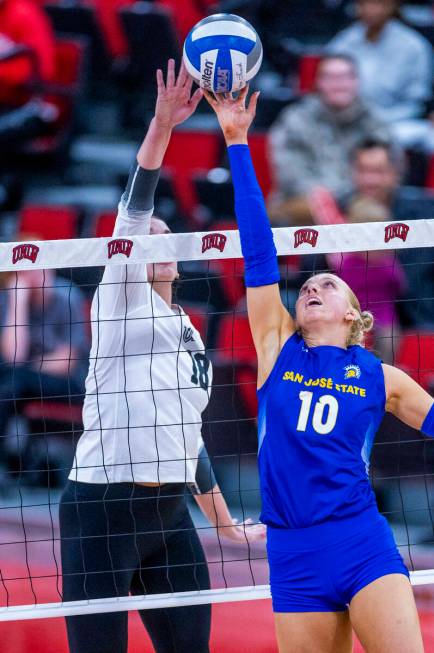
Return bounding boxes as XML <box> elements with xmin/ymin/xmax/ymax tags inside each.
<box><xmin>151</xmin><ymin>280</ymin><xmax>173</xmax><ymax>308</ymax></box>
<box><xmin>302</xmin><ymin>327</ymin><xmax>348</xmax><ymax>350</ymax></box>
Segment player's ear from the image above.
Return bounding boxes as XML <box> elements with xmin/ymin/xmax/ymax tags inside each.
<box><xmin>344</xmin><ymin>308</ymin><xmax>357</xmax><ymax>323</ymax></box>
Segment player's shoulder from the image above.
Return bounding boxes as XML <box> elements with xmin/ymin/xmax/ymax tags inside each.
<box><xmin>177</xmin><ymin>305</ymin><xmax>206</xmax><ymax>351</ymax></box>
<box><xmin>351</xmin><ymin>344</ymin><xmax>382</xmax><ymax>371</ymax></box>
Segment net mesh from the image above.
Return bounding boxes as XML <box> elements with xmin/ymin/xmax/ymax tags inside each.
<box><xmin>0</xmin><ymin>219</ymin><xmax>433</xmax><ymax>621</ymax></box>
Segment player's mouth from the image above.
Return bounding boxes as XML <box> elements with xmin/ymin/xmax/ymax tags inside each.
<box><xmin>305</xmin><ymin>297</ymin><xmax>322</xmax><ymax>308</ymax></box>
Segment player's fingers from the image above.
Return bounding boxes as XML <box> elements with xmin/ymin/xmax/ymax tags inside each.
<box><xmin>176</xmin><ymin>60</ymin><xmax>188</xmax><ymax>87</ymax></box>
<box><xmin>156</xmin><ymin>68</ymin><xmax>165</xmax><ymax>91</ymax></box>
<box><xmin>247</xmin><ymin>90</ymin><xmax>260</xmax><ymax>117</ymax></box>
<box><xmin>184</xmin><ymin>75</ymin><xmax>193</xmax><ymax>96</ymax></box>
<box><xmin>203</xmin><ymin>89</ymin><xmax>218</xmax><ymax>107</ymax></box>
<box><xmin>238</xmin><ymin>84</ymin><xmax>249</xmax><ymax>105</ymax></box>
<box><xmin>166</xmin><ymin>58</ymin><xmax>176</xmax><ymax>87</ymax></box>
<box><xmin>189</xmin><ymin>87</ymin><xmax>203</xmax><ymax>109</ymax></box>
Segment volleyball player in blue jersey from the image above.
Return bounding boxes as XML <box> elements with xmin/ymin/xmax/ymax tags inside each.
<box><xmin>205</xmin><ymin>86</ymin><xmax>434</xmax><ymax>653</ymax></box>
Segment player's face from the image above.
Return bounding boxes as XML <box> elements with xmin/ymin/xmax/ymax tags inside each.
<box><xmin>357</xmin><ymin>0</ymin><xmax>396</xmax><ymax>28</ymax></box>
<box><xmin>316</xmin><ymin>59</ymin><xmax>358</xmax><ymax>110</ymax></box>
<box><xmin>146</xmin><ymin>218</ymin><xmax>178</xmax><ymax>283</ymax></box>
<box><xmin>296</xmin><ymin>274</ymin><xmax>354</xmax><ymax>329</ymax></box>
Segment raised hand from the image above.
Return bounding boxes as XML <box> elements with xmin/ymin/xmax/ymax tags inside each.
<box><xmin>154</xmin><ymin>59</ymin><xmax>203</xmax><ymax>130</ymax></box>
<box><xmin>203</xmin><ymin>85</ymin><xmax>260</xmax><ymax>145</ymax></box>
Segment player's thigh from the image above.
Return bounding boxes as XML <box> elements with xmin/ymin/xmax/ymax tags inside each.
<box><xmin>274</xmin><ymin>610</ymin><xmax>353</xmax><ymax>653</ymax></box>
<box><xmin>349</xmin><ymin>574</ymin><xmax>424</xmax><ymax>653</ymax></box>
<box><xmin>132</xmin><ymin>512</ymin><xmax>211</xmax><ymax>653</ymax></box>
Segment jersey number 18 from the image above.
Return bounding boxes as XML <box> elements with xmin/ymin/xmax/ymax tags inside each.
<box><xmin>188</xmin><ymin>351</ymin><xmax>210</xmax><ymax>391</ymax></box>
<box><xmin>296</xmin><ymin>391</ymin><xmax>338</xmax><ymax>435</ymax></box>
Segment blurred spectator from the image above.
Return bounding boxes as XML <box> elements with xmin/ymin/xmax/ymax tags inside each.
<box><xmin>327</xmin><ymin>198</ymin><xmax>406</xmax><ymax>363</ymax></box>
<box><xmin>0</xmin><ymin>96</ymin><xmax>58</xmax><ymax>157</ymax></box>
<box><xmin>0</xmin><ymin>0</ymin><xmax>58</xmax><ymax>157</ymax></box>
<box><xmin>0</xmin><ymin>268</ymin><xmax>88</xmax><ymax>472</ymax></box>
<box><xmin>310</xmin><ymin>139</ymin><xmax>434</xmax><ymax>329</ymax></box>
<box><xmin>220</xmin><ymin>0</ymin><xmax>350</xmax><ymax>48</ymax></box>
<box><xmin>90</xmin><ymin>0</ymin><xmax>135</xmax><ymax>59</ymax></box>
<box><xmin>268</xmin><ymin>54</ymin><xmax>391</xmax><ymax>225</ymax></box>
<box><xmin>328</xmin><ymin>0</ymin><xmax>434</xmax><ymax>150</ymax></box>
<box><xmin>0</xmin><ymin>0</ymin><xmax>56</xmax><ymax>103</ymax></box>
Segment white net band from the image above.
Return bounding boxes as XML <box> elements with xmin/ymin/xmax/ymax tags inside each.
<box><xmin>1</xmin><ymin>219</ymin><xmax>432</xmax><ymax>271</ymax></box>
<box><xmin>1</xmin><ymin>569</ymin><xmax>434</xmax><ymax>622</ymax></box>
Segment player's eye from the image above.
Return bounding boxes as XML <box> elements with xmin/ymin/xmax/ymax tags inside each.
<box><xmin>323</xmin><ymin>280</ymin><xmax>335</xmax><ymax>288</ymax></box>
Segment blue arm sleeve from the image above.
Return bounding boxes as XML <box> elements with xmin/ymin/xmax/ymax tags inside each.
<box><xmin>228</xmin><ymin>144</ymin><xmax>280</xmax><ymax>288</ymax></box>
<box><xmin>422</xmin><ymin>403</ymin><xmax>434</xmax><ymax>438</ymax></box>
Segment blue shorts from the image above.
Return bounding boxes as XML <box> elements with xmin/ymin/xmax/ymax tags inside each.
<box><xmin>267</xmin><ymin>507</ymin><xmax>409</xmax><ymax>613</ymax></box>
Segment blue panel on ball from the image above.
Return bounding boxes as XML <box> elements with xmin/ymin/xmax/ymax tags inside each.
<box><xmin>214</xmin><ymin>47</ymin><xmax>233</xmax><ymax>93</ymax></box>
<box><xmin>184</xmin><ymin>34</ymin><xmax>201</xmax><ymax>72</ymax></box>
<box><xmin>191</xmin><ymin>35</ymin><xmax>254</xmax><ymax>56</ymax></box>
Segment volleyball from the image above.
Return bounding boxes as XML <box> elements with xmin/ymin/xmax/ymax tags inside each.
<box><xmin>183</xmin><ymin>13</ymin><xmax>263</xmax><ymax>94</ymax></box>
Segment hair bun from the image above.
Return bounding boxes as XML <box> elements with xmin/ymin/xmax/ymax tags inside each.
<box><xmin>361</xmin><ymin>310</ymin><xmax>374</xmax><ymax>333</ymax></box>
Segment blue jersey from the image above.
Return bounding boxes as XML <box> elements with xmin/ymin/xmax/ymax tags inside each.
<box><xmin>257</xmin><ymin>333</ymin><xmax>386</xmax><ymax>529</ymax></box>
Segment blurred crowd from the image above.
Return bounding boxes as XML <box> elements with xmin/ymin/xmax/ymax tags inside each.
<box><xmin>0</xmin><ymin>0</ymin><xmax>433</xmax><ymax>491</ymax></box>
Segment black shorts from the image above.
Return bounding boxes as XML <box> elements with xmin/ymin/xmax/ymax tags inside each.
<box><xmin>59</xmin><ymin>480</ymin><xmax>211</xmax><ymax>653</ymax></box>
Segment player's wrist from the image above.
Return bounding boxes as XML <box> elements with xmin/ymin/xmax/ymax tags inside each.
<box><xmin>224</xmin><ymin>132</ymin><xmax>248</xmax><ymax>147</ymax></box>
<box><xmin>151</xmin><ymin>115</ymin><xmax>175</xmax><ymax>133</ymax></box>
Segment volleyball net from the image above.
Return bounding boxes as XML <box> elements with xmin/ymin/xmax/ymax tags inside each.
<box><xmin>0</xmin><ymin>219</ymin><xmax>434</xmax><ymax>622</ymax></box>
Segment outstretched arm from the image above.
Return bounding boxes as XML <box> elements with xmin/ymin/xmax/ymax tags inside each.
<box><xmin>97</xmin><ymin>60</ymin><xmax>202</xmax><ymax>319</ymax></box>
<box><xmin>204</xmin><ymin>88</ymin><xmax>294</xmax><ymax>387</ymax></box>
<box><xmin>191</xmin><ymin>444</ymin><xmax>266</xmax><ymax>544</ymax></box>
<box><xmin>383</xmin><ymin>364</ymin><xmax>434</xmax><ymax>434</ymax></box>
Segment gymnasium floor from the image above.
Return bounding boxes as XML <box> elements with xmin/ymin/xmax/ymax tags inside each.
<box><xmin>1</xmin><ymin>490</ymin><xmax>434</xmax><ymax>652</ymax></box>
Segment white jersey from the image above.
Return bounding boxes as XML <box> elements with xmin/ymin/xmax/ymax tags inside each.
<box><xmin>69</xmin><ymin>199</ymin><xmax>212</xmax><ymax>484</ymax></box>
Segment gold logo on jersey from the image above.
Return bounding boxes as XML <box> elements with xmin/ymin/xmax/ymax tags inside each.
<box><xmin>344</xmin><ymin>365</ymin><xmax>361</xmax><ymax>379</ymax></box>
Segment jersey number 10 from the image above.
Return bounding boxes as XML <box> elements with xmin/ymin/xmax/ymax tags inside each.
<box><xmin>296</xmin><ymin>391</ymin><xmax>338</xmax><ymax>435</ymax></box>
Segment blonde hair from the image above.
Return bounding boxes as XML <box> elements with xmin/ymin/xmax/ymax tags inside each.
<box><xmin>345</xmin><ymin>283</ymin><xmax>374</xmax><ymax>346</ymax></box>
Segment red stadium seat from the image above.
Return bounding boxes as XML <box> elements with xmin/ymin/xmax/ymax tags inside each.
<box><xmin>216</xmin><ymin>312</ymin><xmax>257</xmax><ymax>419</ymax></box>
<box><xmin>396</xmin><ymin>332</ymin><xmax>434</xmax><ymax>391</ymax></box>
<box><xmin>45</xmin><ymin>2</ymin><xmax>111</xmax><ymax>76</ymax></box>
<box><xmin>298</xmin><ymin>54</ymin><xmax>321</xmax><ymax>94</ymax></box>
<box><xmin>23</xmin><ymin>37</ymin><xmax>87</xmax><ymax>159</ymax></box>
<box><xmin>89</xmin><ymin>0</ymin><xmax>136</xmax><ymax>59</ymax></box>
<box><xmin>94</xmin><ymin>211</ymin><xmax>117</xmax><ymax>237</ymax></box>
<box><xmin>181</xmin><ymin>303</ymin><xmax>209</xmax><ymax>339</ymax></box>
<box><xmin>214</xmin><ymin>257</ymin><xmax>245</xmax><ymax>308</ymax></box>
<box><xmin>236</xmin><ymin>366</ymin><xmax>257</xmax><ymax>419</ymax></box>
<box><xmin>216</xmin><ymin>312</ymin><xmax>256</xmax><ymax>365</ymax></box>
<box><xmin>19</xmin><ymin>204</ymin><xmax>79</xmax><ymax>239</ymax></box>
<box><xmin>51</xmin><ymin>38</ymin><xmax>86</xmax><ymax>87</ymax></box>
<box><xmin>157</xmin><ymin>0</ymin><xmax>215</xmax><ymax>42</ymax></box>
<box><xmin>163</xmin><ymin>130</ymin><xmax>222</xmax><ymax>221</ymax></box>
<box><xmin>22</xmin><ymin>400</ymin><xmax>82</xmax><ymax>424</ymax></box>
<box><xmin>248</xmin><ymin>132</ymin><xmax>273</xmax><ymax>199</ymax></box>
<box><xmin>208</xmin><ymin>221</ymin><xmax>245</xmax><ymax>308</ymax></box>
<box><xmin>426</xmin><ymin>155</ymin><xmax>434</xmax><ymax>189</ymax></box>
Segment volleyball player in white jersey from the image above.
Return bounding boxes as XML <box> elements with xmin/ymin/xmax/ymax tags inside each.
<box><xmin>59</xmin><ymin>61</ymin><xmax>265</xmax><ymax>653</ymax></box>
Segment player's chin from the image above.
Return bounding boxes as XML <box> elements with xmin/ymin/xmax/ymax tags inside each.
<box><xmin>298</xmin><ymin>306</ymin><xmax>325</xmax><ymax>324</ymax></box>
<box><xmin>151</xmin><ymin>264</ymin><xmax>178</xmax><ymax>282</ymax></box>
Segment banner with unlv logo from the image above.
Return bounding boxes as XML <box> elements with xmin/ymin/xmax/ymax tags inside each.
<box><xmin>0</xmin><ymin>220</ymin><xmax>432</xmax><ymax>271</ymax></box>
